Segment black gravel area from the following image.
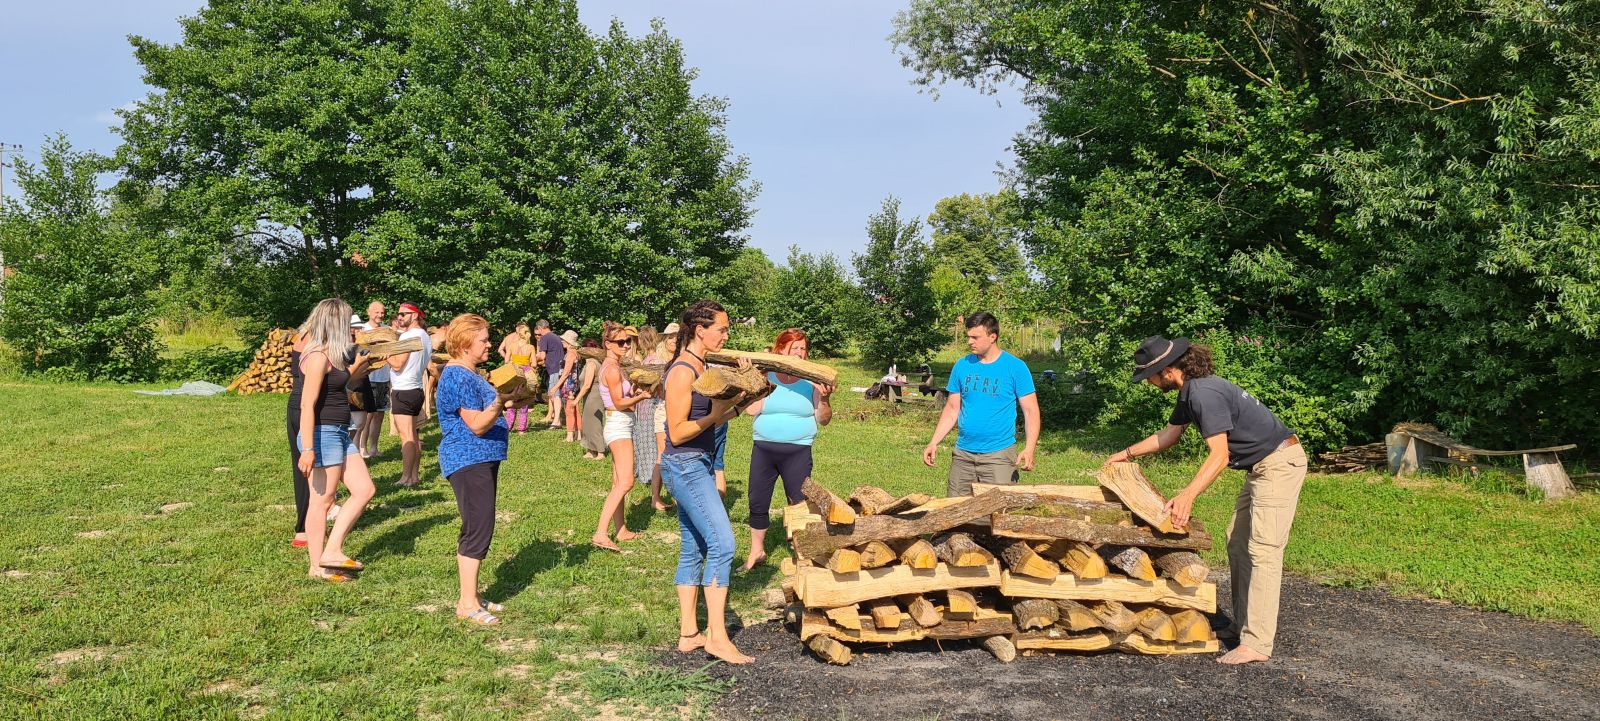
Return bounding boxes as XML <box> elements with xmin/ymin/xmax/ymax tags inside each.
<box><xmin>663</xmin><ymin>575</ymin><xmax>1600</xmax><ymax>721</ymax></box>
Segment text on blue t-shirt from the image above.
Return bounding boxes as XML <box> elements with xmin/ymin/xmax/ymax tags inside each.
<box><xmin>945</xmin><ymin>350</ymin><xmax>1036</xmax><ymax>454</ymax></box>
<box><xmin>435</xmin><ymin>365</ymin><xmax>510</xmax><ymax>478</ymax></box>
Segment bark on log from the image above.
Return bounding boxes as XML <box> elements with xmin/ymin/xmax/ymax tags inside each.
<box><xmin>848</xmin><ymin>486</ymin><xmax>897</xmax><ymax>515</ymax></box>
<box><xmin>808</xmin><ymin>635</ymin><xmax>852</xmax><ymax>665</ymax></box>
<box><xmin>890</xmin><ymin>538</ymin><xmax>938</xmax><ymax>569</ymax></box>
<box><xmin>825</xmin><ymin>547</ymin><xmax>862</xmax><ymax>574</ymax></box>
<box><xmin>1011</xmin><ymin>598</ymin><xmax>1060</xmax><ymax>631</ymax></box>
<box><xmin>1097</xmin><ymin>462</ymin><xmax>1178</xmax><ymax>533</ymax></box>
<box><xmin>973</xmin><ymin>483</ymin><xmax>1116</xmax><ymax>502</ymax></box>
<box><xmin>1152</xmin><ymin>550</ymin><xmax>1209</xmax><ymax>589</ymax></box>
<box><xmin>1090</xmin><ymin>601</ymin><xmax>1139</xmax><ymax>634</ymax></box>
<box><xmin>801</xmin><ymin>479</ymin><xmax>858</xmax><ymax>526</ymax></box>
<box><xmin>355</xmin><ymin>327</ymin><xmax>399</xmax><ymax>346</ymax></box>
<box><xmin>1134</xmin><ymin>607</ymin><xmax>1179</xmax><ymax>642</ymax></box>
<box><xmin>626</xmin><ymin>366</ymin><xmax>661</xmax><ymax>388</ymax></box>
<box><xmin>875</xmin><ymin>492</ymin><xmax>935</xmax><ymax>516</ymax></box>
<box><xmin>980</xmin><ymin>635</ymin><xmax>1017</xmax><ymax>663</ymax></box>
<box><xmin>1102</xmin><ymin>546</ymin><xmax>1158</xmax><ymax>581</ymax></box>
<box><xmin>1051</xmin><ymin>599</ymin><xmax>1102</xmax><ymax>632</ymax></box>
<box><xmin>925</xmin><ymin>612</ymin><xmax>1016</xmax><ymax>640</ymax></box>
<box><xmin>855</xmin><ymin>540</ymin><xmax>898</xmax><ymax>569</ymax></box>
<box><xmin>934</xmin><ymin>533</ymin><xmax>995</xmax><ymax>567</ymax></box>
<box><xmin>693</xmin><ymin>364</ymin><xmax>770</xmax><ymax>400</ymax></box>
<box><xmin>989</xmin><ymin>512</ymin><xmax>1213</xmax><ymax>551</ymax></box>
<box><xmin>704</xmin><ymin>349</ymin><xmax>838</xmax><ymax>386</ymax></box>
<box><xmin>791</xmin><ymin>490</ymin><xmax>1042</xmax><ymax>559</ymax></box>
<box><xmin>1000</xmin><ymin>572</ymin><xmax>1217</xmax><ymax>612</ymax></box>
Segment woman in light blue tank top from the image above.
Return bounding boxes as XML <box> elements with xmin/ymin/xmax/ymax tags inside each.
<box><xmin>738</xmin><ymin>328</ymin><xmax>833</xmax><ymax>572</ymax></box>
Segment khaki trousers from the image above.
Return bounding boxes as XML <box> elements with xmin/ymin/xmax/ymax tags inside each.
<box><xmin>947</xmin><ymin>446</ymin><xmax>1019</xmax><ymax>496</ymax></box>
<box><xmin>1227</xmin><ymin>442</ymin><xmax>1307</xmax><ymax>656</ymax></box>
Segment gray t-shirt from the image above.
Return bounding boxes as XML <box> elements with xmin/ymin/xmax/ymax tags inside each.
<box><xmin>1168</xmin><ymin>376</ymin><xmax>1292</xmax><ymax>469</ymax></box>
<box><xmin>538</xmin><ymin>332</ymin><xmax>566</xmax><ymax>376</ymax></box>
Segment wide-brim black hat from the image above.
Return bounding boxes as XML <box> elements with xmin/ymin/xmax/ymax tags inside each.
<box><xmin>1131</xmin><ymin>335</ymin><xmax>1190</xmax><ymax>382</ymax></box>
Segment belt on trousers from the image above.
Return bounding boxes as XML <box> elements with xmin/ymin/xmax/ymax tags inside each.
<box><xmin>1276</xmin><ymin>435</ymin><xmax>1300</xmax><ymax>452</ymax></box>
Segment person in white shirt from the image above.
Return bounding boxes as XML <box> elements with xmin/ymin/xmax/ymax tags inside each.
<box><xmin>387</xmin><ymin>302</ymin><xmax>435</xmax><ymax>486</ymax></box>
<box><xmin>358</xmin><ymin>301</ymin><xmax>390</xmax><ymax>457</ymax></box>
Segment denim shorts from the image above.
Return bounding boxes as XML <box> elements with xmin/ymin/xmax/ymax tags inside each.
<box><xmin>297</xmin><ymin>424</ymin><xmax>356</xmax><ymax>468</ymax></box>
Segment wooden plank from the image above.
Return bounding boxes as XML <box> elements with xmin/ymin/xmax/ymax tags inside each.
<box><xmin>933</xmin><ymin>532</ymin><xmax>994</xmax><ymax>567</ymax></box>
<box><xmin>989</xmin><ymin>512</ymin><xmax>1213</xmax><ymax>552</ymax></box>
<box><xmin>1011</xmin><ymin>598</ymin><xmax>1059</xmax><ymax>631</ymax></box>
<box><xmin>1097</xmin><ymin>462</ymin><xmax>1177</xmax><ymax>533</ymax></box>
<box><xmin>800</xmin><ymin>480</ymin><xmax>857</xmax><ymax>526</ymax></box>
<box><xmin>848</xmin><ymin>486</ymin><xmax>897</xmax><ymax>515</ymax></box>
<box><xmin>974</xmin><ymin>482</ymin><xmax>1116</xmax><ymax>502</ymax></box>
<box><xmin>1101</xmin><ymin>546</ymin><xmax>1157</xmax><ymax>581</ymax></box>
<box><xmin>1151</xmin><ymin>550</ymin><xmax>1209</xmax><ymax>589</ymax></box>
<box><xmin>792</xmin><ymin>490</ymin><xmax>1043</xmax><ymax>559</ymax></box>
<box><xmin>1015</xmin><ymin>630</ymin><xmax>1113</xmax><ymax>652</ymax></box>
<box><xmin>999</xmin><ymin>571</ymin><xmax>1216</xmax><ymax>612</ymax></box>
<box><xmin>782</xmin><ymin>502</ymin><xmax>819</xmax><ymax>539</ymax></box>
<box><xmin>798</xmin><ymin>562</ymin><xmax>1003</xmax><ymax>608</ymax></box>
<box><xmin>704</xmin><ymin>348</ymin><xmax>838</xmax><ymax>386</ymax></box>
<box><xmin>1466</xmin><ymin>444</ymin><xmax>1578</xmax><ymax>457</ymax></box>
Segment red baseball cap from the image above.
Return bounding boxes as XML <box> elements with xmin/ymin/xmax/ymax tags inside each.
<box><xmin>398</xmin><ymin>302</ymin><xmax>424</xmax><ymax>322</ymax></box>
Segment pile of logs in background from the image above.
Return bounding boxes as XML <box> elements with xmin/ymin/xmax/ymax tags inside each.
<box><xmin>772</xmin><ymin>464</ymin><xmax>1219</xmax><ymax>664</ymax></box>
<box><xmin>228</xmin><ymin>329</ymin><xmax>295</xmax><ymax>395</ymax></box>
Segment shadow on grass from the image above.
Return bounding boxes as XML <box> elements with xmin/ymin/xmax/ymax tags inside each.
<box><xmin>358</xmin><ymin>512</ymin><xmax>454</xmax><ymax>561</ymax></box>
<box><xmin>483</xmin><ymin>536</ymin><xmax>596</xmax><ymax>603</ymax></box>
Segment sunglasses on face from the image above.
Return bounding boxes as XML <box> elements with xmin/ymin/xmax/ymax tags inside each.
<box><xmin>610</xmin><ymin>338</ymin><xmax>634</xmax><ymax>345</ymax></box>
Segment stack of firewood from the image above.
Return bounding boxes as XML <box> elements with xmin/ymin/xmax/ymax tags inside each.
<box><xmin>1316</xmin><ymin>442</ymin><xmax>1387</xmax><ymax>473</ymax></box>
<box><xmin>228</xmin><ymin>329</ymin><xmax>296</xmax><ymax>395</ymax></box>
<box><xmin>774</xmin><ymin>464</ymin><xmax>1219</xmax><ymax>664</ymax></box>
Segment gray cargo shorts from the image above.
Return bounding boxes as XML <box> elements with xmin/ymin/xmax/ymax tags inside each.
<box><xmin>947</xmin><ymin>446</ymin><xmax>1019</xmax><ymax>496</ymax></box>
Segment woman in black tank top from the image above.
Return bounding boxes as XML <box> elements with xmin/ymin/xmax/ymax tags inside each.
<box><xmin>660</xmin><ymin>300</ymin><xmax>760</xmax><ymax>666</ymax></box>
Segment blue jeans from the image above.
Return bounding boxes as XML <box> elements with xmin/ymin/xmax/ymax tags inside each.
<box><xmin>712</xmin><ymin>423</ymin><xmax>728</xmax><ymax>471</ymax></box>
<box><xmin>296</xmin><ymin>424</ymin><xmax>354</xmax><ymax>468</ymax></box>
<box><xmin>661</xmin><ymin>451</ymin><xmax>734</xmax><ymax>588</ymax></box>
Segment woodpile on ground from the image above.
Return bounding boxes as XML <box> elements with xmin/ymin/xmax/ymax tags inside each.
<box><xmin>772</xmin><ymin>463</ymin><xmax>1219</xmax><ymax>665</ymax></box>
<box><xmin>227</xmin><ymin>329</ymin><xmax>296</xmax><ymax>395</ymax></box>
<box><xmin>1316</xmin><ymin>442</ymin><xmax>1387</xmax><ymax>473</ymax></box>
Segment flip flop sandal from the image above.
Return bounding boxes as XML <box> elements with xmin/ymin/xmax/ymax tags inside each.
<box><xmin>317</xmin><ymin>571</ymin><xmax>355</xmax><ymax>584</ymax></box>
<box><xmin>592</xmin><ymin>539</ymin><xmax>622</xmax><ymax>554</ymax></box>
<box><xmin>291</xmin><ymin>539</ymin><xmax>308</xmax><ymax>548</ymax></box>
<box><xmin>321</xmin><ymin>559</ymin><xmax>365</xmax><ymax>572</ymax></box>
<box><xmin>458</xmin><ymin>608</ymin><xmax>500</xmax><ymax>625</ymax></box>
<box><xmin>480</xmin><ymin>600</ymin><xmax>505</xmax><ymax>613</ymax></box>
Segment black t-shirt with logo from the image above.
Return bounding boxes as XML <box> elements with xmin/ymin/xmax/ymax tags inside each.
<box><xmin>1168</xmin><ymin>376</ymin><xmax>1292</xmax><ymax>469</ymax></box>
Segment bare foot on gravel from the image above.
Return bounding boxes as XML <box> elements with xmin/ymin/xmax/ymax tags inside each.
<box><xmin>677</xmin><ymin>633</ymin><xmax>706</xmax><ymax>653</ymax></box>
<box><xmin>1218</xmin><ymin>645</ymin><xmax>1270</xmax><ymax>665</ymax></box>
<box><xmin>705</xmin><ymin>638</ymin><xmax>754</xmax><ymax>665</ymax></box>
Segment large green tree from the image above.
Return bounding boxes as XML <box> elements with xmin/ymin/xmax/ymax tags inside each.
<box><xmin>853</xmin><ymin>197</ymin><xmax>945</xmax><ymax>367</ymax></box>
<box><xmin>1</xmin><ymin>136</ymin><xmax>161</xmax><ymax>381</ymax></box>
<box><xmin>766</xmin><ymin>246</ymin><xmax>862</xmax><ymax>357</ymax></box>
<box><xmin>351</xmin><ymin>2</ymin><xmax>755</xmax><ymax>330</ymax></box>
<box><xmin>894</xmin><ymin>0</ymin><xmax>1600</xmax><ymax>449</ymax></box>
<box><xmin>927</xmin><ymin>189</ymin><xmax>1029</xmax><ymax>320</ymax></box>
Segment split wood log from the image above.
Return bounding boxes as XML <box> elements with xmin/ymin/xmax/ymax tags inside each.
<box><xmin>1097</xmin><ymin>462</ymin><xmax>1178</xmax><ymax>533</ymax></box>
<box><xmin>355</xmin><ymin>327</ymin><xmax>399</xmax><ymax>346</ymax></box>
<box><xmin>808</xmin><ymin>635</ymin><xmax>852</xmax><ymax>665</ymax></box>
<box><xmin>431</xmin><ymin>352</ymin><xmax>451</xmax><ymax>364</ymax></box>
<box><xmin>974</xmin><ymin>482</ymin><xmax>1117</xmax><ymax>502</ymax></box>
<box><xmin>1089</xmin><ymin>601</ymin><xmax>1139</xmax><ymax>634</ymax></box>
<box><xmin>797</xmin><ymin>562</ymin><xmax>1002</xmax><ymax>608</ymax></box>
<box><xmin>999</xmin><ymin>571</ymin><xmax>1217</xmax><ymax>612</ymax></box>
<box><xmin>1051</xmin><ymin>599</ymin><xmax>1102</xmax><ymax>632</ymax></box>
<box><xmin>693</xmin><ymin>364</ymin><xmax>770</xmax><ymax>400</ymax></box>
<box><xmin>800</xmin><ymin>479</ymin><xmax>857</xmax><ymax>526</ymax></box>
<box><xmin>989</xmin><ymin>511</ymin><xmax>1213</xmax><ymax>551</ymax></box>
<box><xmin>945</xmin><ymin>590</ymin><xmax>979</xmax><ymax>619</ymax></box>
<box><xmin>782</xmin><ymin>502</ymin><xmax>820</xmax><ymax>539</ymax></box>
<box><xmin>1152</xmin><ymin>550</ymin><xmax>1209</xmax><ymax>589</ymax></box>
<box><xmin>791</xmin><ymin>490</ymin><xmax>1043</xmax><ymax>560</ymax></box>
<box><xmin>933</xmin><ymin>533</ymin><xmax>995</xmax><ymax>567</ymax></box>
<box><xmin>1133</xmin><ymin>607</ymin><xmax>1179</xmax><ymax>642</ymax></box>
<box><xmin>925</xmin><ymin>608</ymin><xmax>1015</xmax><ymax>640</ymax></box>
<box><xmin>1116</xmin><ymin>635</ymin><xmax>1219</xmax><ymax>655</ymax></box>
<box><xmin>576</xmin><ymin>347</ymin><xmax>606</xmax><ymax>361</ymax></box>
<box><xmin>626</xmin><ymin>366</ymin><xmax>661</xmax><ymax>388</ymax></box>
<box><xmin>824</xmin><ymin>604</ymin><xmax>862</xmax><ymax>631</ymax></box>
<box><xmin>900</xmin><ymin>594</ymin><xmax>942</xmax><ymax>628</ymax></box>
<box><xmin>1011</xmin><ymin>598</ymin><xmax>1060</xmax><ymax>631</ymax></box>
<box><xmin>995</xmin><ymin>541</ymin><xmax>1059</xmax><ymax>580</ymax></box>
<box><xmin>361</xmin><ymin>337</ymin><xmax>423</xmax><ymax>359</ymax></box>
<box><xmin>1016</xmin><ymin>630</ymin><xmax>1114</xmax><ymax>653</ymax></box>
<box><xmin>805</xmin><ymin>606</ymin><xmax>1013</xmax><ymax>644</ymax></box>
<box><xmin>890</xmin><ymin>538</ymin><xmax>938</xmax><ymax>569</ymax></box>
<box><xmin>876</xmin><ymin>493</ymin><xmax>934</xmax><ymax>515</ymax></box>
<box><xmin>1102</xmin><ymin>546</ymin><xmax>1158</xmax><ymax>581</ymax></box>
<box><xmin>780</xmin><ymin>556</ymin><xmax>797</xmax><ymax>576</ymax></box>
<box><xmin>866</xmin><ymin>599</ymin><xmax>903</xmax><ymax>630</ymax></box>
<box><xmin>1170</xmin><ymin>609</ymin><xmax>1213</xmax><ymax>644</ymax></box>
<box><xmin>980</xmin><ymin>635</ymin><xmax>1017</xmax><ymax>663</ymax></box>
<box><xmin>825</xmin><ymin>547</ymin><xmax>862</xmax><ymax>574</ymax></box>
<box><xmin>855</xmin><ymin>540</ymin><xmax>898</xmax><ymax>569</ymax></box>
<box><xmin>1047</xmin><ymin>540</ymin><xmax>1108</xmax><ymax>579</ymax></box>
<box><xmin>704</xmin><ymin>349</ymin><xmax>838</xmax><ymax>387</ymax></box>
<box><xmin>487</xmin><ymin>364</ymin><xmax>527</xmax><ymax>394</ymax></box>
<box><xmin>848</xmin><ymin>486</ymin><xmax>897</xmax><ymax>515</ymax></box>
<box><xmin>1004</xmin><ymin>499</ymin><xmax>1135</xmax><ymax>526</ymax></box>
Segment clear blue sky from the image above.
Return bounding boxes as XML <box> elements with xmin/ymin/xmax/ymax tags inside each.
<box><xmin>0</xmin><ymin>0</ymin><xmax>1032</xmax><ymax>261</ymax></box>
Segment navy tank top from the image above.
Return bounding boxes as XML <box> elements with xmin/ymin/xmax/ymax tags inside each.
<box><xmin>663</xmin><ymin>359</ymin><xmax>718</xmax><ymax>455</ymax></box>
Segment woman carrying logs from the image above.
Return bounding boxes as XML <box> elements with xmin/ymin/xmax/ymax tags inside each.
<box><xmin>435</xmin><ymin>314</ymin><xmax>517</xmax><ymax>625</ymax></box>
<box><xmin>498</xmin><ymin>322</ymin><xmax>536</xmax><ymax>434</ymax></box>
<box><xmin>592</xmin><ymin>323</ymin><xmax>653</xmax><ymax>552</ymax></box>
<box><xmin>737</xmin><ymin>327</ymin><xmax>834</xmax><ymax>572</ymax></box>
<box><xmin>294</xmin><ymin>299</ymin><xmax>377</xmax><ymax>582</ymax></box>
<box><xmin>662</xmin><ymin>300</ymin><xmax>758</xmax><ymax>664</ymax></box>
<box><xmin>577</xmin><ymin>339</ymin><xmax>606</xmax><ymax>460</ymax></box>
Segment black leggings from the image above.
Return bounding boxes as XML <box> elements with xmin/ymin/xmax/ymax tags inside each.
<box><xmin>448</xmin><ymin>461</ymin><xmax>500</xmax><ymax>560</ymax></box>
<box><xmin>287</xmin><ymin>410</ymin><xmax>310</xmax><ymax>534</ymax></box>
<box><xmin>747</xmin><ymin>441</ymin><xmax>812</xmax><ymax>531</ymax></box>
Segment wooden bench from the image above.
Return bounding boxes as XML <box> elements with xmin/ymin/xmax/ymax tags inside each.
<box><xmin>1386</xmin><ymin>427</ymin><xmax>1578</xmax><ymax>500</ymax></box>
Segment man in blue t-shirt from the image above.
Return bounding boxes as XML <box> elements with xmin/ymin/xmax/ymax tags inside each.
<box><xmin>922</xmin><ymin>311</ymin><xmax>1041</xmax><ymax>496</ymax></box>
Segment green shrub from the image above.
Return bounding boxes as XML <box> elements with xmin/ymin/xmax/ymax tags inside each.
<box><xmin>159</xmin><ymin>346</ymin><xmax>254</xmax><ymax>384</ymax></box>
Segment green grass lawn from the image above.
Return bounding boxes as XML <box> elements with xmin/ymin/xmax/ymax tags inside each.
<box><xmin>1</xmin><ymin>359</ymin><xmax>1597</xmax><ymax>719</ymax></box>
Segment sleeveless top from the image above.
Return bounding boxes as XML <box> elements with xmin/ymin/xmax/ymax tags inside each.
<box><xmin>287</xmin><ymin>349</ymin><xmax>305</xmax><ymax>415</ymax></box>
<box><xmin>294</xmin><ymin>347</ymin><xmax>351</xmax><ymax>426</ymax></box>
<box><xmin>663</xmin><ymin>359</ymin><xmax>717</xmax><ymax>455</ymax></box>
<box><xmin>599</xmin><ymin>358</ymin><xmax>633</xmax><ymax>411</ymax></box>
<box><xmin>752</xmin><ymin>372</ymin><xmax>817</xmax><ymax>446</ymax></box>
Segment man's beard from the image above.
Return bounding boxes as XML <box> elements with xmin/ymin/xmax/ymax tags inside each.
<box><xmin>1151</xmin><ymin>374</ymin><xmax>1178</xmax><ymax>391</ymax></box>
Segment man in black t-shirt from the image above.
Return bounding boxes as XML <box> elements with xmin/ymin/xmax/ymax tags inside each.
<box><xmin>1104</xmin><ymin>335</ymin><xmax>1308</xmax><ymax>665</ymax></box>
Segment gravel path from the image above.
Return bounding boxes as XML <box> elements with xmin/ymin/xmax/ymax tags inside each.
<box><xmin>664</xmin><ymin>575</ymin><xmax>1600</xmax><ymax>721</ymax></box>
